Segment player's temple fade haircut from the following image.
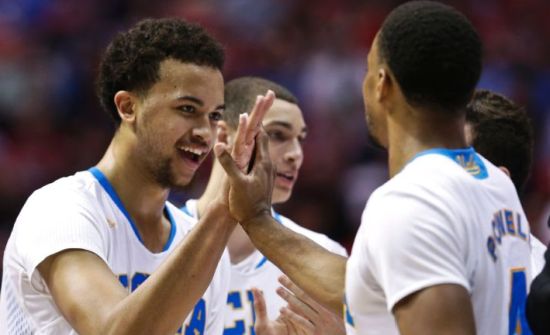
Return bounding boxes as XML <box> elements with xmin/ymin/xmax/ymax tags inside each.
<box><xmin>96</xmin><ymin>18</ymin><xmax>225</xmax><ymax>125</ymax></box>
<box><xmin>378</xmin><ymin>1</ymin><xmax>482</xmax><ymax>113</ymax></box>
<box><xmin>224</xmin><ymin>77</ymin><xmax>298</xmax><ymax>130</ymax></box>
<box><xmin>466</xmin><ymin>90</ymin><xmax>534</xmax><ymax>192</ymax></box>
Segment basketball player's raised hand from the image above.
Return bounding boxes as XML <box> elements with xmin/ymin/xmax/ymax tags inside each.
<box><xmin>215</xmin><ymin>116</ymin><xmax>275</xmax><ymax>224</ymax></box>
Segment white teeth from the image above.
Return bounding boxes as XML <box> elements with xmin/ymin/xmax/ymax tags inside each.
<box><xmin>179</xmin><ymin>146</ymin><xmax>207</xmax><ymax>156</ymax></box>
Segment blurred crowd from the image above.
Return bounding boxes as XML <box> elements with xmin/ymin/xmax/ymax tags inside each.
<box><xmin>1</xmin><ymin>0</ymin><xmax>550</xmax><ymax>263</ymax></box>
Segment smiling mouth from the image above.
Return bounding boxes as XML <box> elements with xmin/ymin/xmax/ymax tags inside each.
<box><xmin>276</xmin><ymin>172</ymin><xmax>295</xmax><ymax>182</ymax></box>
<box><xmin>178</xmin><ymin>145</ymin><xmax>209</xmax><ymax>164</ymax></box>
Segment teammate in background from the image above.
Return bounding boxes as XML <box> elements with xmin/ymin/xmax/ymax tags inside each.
<box><xmin>181</xmin><ymin>77</ymin><xmax>347</xmax><ymax>335</ymax></box>
<box><xmin>0</xmin><ymin>18</ymin><xmax>274</xmax><ymax>335</ymax></box>
<box><xmin>213</xmin><ymin>2</ymin><xmax>534</xmax><ymax>334</ymax></box>
<box><xmin>465</xmin><ymin>89</ymin><xmax>546</xmax><ymax>276</ymax></box>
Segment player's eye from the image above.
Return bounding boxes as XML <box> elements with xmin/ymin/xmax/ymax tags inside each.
<box><xmin>267</xmin><ymin>130</ymin><xmax>286</xmax><ymax>142</ymax></box>
<box><xmin>209</xmin><ymin>111</ymin><xmax>223</xmax><ymax>122</ymax></box>
<box><xmin>178</xmin><ymin>105</ymin><xmax>196</xmax><ymax>114</ymax></box>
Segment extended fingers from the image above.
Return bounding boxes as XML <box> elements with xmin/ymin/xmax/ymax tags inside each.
<box><xmin>277</xmin><ymin>287</ymin><xmax>317</xmax><ymax>322</ymax></box>
<box><xmin>279</xmin><ymin>276</ymin><xmax>318</xmax><ymax>308</ymax></box>
<box><xmin>215</xmin><ymin>143</ymin><xmax>243</xmax><ymax>180</ymax></box>
<box><xmin>280</xmin><ymin>307</ymin><xmax>315</xmax><ymax>335</ymax></box>
<box><xmin>246</xmin><ymin>90</ymin><xmax>275</xmax><ymax>145</ymax></box>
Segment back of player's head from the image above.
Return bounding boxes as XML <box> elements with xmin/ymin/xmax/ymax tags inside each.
<box><xmin>378</xmin><ymin>1</ymin><xmax>482</xmax><ymax>113</ymax></box>
<box><xmin>466</xmin><ymin>90</ymin><xmax>533</xmax><ymax>192</ymax></box>
<box><xmin>224</xmin><ymin>77</ymin><xmax>298</xmax><ymax>130</ymax></box>
<box><xmin>96</xmin><ymin>18</ymin><xmax>225</xmax><ymax>125</ymax></box>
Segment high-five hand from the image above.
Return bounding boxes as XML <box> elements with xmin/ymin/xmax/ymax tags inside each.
<box><xmin>217</xmin><ymin>90</ymin><xmax>275</xmax><ymax>172</ymax></box>
<box><xmin>277</xmin><ymin>275</ymin><xmax>346</xmax><ymax>335</ymax></box>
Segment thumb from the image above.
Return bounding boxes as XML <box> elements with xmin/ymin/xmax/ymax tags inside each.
<box><xmin>214</xmin><ymin>143</ymin><xmax>242</xmax><ymax>180</ymax></box>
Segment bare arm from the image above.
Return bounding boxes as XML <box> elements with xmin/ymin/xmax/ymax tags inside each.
<box><xmin>215</xmin><ymin>123</ymin><xmax>346</xmax><ymax>314</ymax></box>
<box><xmin>393</xmin><ymin>284</ymin><xmax>476</xmax><ymax>335</ymax></box>
<box><xmin>242</xmin><ymin>214</ymin><xmax>346</xmax><ymax>314</ymax></box>
<box><xmin>38</xmin><ymin>202</ymin><xmax>234</xmax><ymax>335</ymax></box>
<box><xmin>37</xmin><ymin>92</ymin><xmax>276</xmax><ymax>335</ymax></box>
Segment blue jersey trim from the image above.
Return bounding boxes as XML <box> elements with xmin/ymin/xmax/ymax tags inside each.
<box><xmin>89</xmin><ymin>167</ymin><xmax>176</xmax><ymax>251</ymax></box>
<box><xmin>255</xmin><ymin>211</ymin><xmax>283</xmax><ymax>269</ymax></box>
<box><xmin>163</xmin><ymin>207</ymin><xmax>177</xmax><ymax>252</ymax></box>
<box><xmin>410</xmin><ymin>147</ymin><xmax>489</xmax><ymax>180</ymax></box>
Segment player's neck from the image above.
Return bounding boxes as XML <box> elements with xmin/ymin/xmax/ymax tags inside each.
<box><xmin>387</xmin><ymin>109</ymin><xmax>467</xmax><ymax>178</ymax></box>
<box><xmin>96</xmin><ymin>139</ymin><xmax>171</xmax><ymax>251</ymax></box>
<box><xmin>227</xmin><ymin>225</ymin><xmax>257</xmax><ymax>264</ymax></box>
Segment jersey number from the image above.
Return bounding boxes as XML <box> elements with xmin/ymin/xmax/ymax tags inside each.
<box><xmin>508</xmin><ymin>269</ymin><xmax>532</xmax><ymax>335</ymax></box>
<box><xmin>224</xmin><ymin>290</ymin><xmax>256</xmax><ymax>335</ymax></box>
<box><xmin>118</xmin><ymin>273</ymin><xmax>206</xmax><ymax>335</ymax></box>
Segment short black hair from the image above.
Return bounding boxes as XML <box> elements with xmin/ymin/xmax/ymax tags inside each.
<box><xmin>96</xmin><ymin>18</ymin><xmax>224</xmax><ymax>125</ymax></box>
<box><xmin>378</xmin><ymin>1</ymin><xmax>482</xmax><ymax>113</ymax></box>
<box><xmin>466</xmin><ymin>89</ymin><xmax>534</xmax><ymax>192</ymax></box>
<box><xmin>224</xmin><ymin>77</ymin><xmax>298</xmax><ymax>130</ymax></box>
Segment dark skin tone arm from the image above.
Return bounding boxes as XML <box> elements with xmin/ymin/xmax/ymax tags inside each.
<box><xmin>393</xmin><ymin>284</ymin><xmax>476</xmax><ymax>335</ymax></box>
<box><xmin>215</xmin><ymin>131</ymin><xmax>346</xmax><ymax>315</ymax></box>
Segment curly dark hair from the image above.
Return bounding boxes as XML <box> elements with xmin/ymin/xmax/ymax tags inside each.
<box><xmin>224</xmin><ymin>77</ymin><xmax>298</xmax><ymax>130</ymax></box>
<box><xmin>466</xmin><ymin>90</ymin><xmax>534</xmax><ymax>192</ymax></box>
<box><xmin>96</xmin><ymin>18</ymin><xmax>225</xmax><ymax>125</ymax></box>
<box><xmin>378</xmin><ymin>1</ymin><xmax>482</xmax><ymax>113</ymax></box>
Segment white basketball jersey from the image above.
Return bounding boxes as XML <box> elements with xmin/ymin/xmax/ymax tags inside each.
<box><xmin>182</xmin><ymin>200</ymin><xmax>348</xmax><ymax>335</ymax></box>
<box><xmin>345</xmin><ymin>148</ymin><xmax>533</xmax><ymax>335</ymax></box>
<box><xmin>0</xmin><ymin>168</ymin><xmax>230</xmax><ymax>335</ymax></box>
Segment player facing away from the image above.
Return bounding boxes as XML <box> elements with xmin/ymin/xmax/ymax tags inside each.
<box><xmin>180</xmin><ymin>77</ymin><xmax>347</xmax><ymax>334</ymax></box>
<box><xmin>465</xmin><ymin>89</ymin><xmax>547</xmax><ymax>278</ymax></box>
<box><xmin>0</xmin><ymin>18</ymin><xmax>274</xmax><ymax>335</ymax></box>
<box><xmin>213</xmin><ymin>2</ymin><xmax>534</xmax><ymax>335</ymax></box>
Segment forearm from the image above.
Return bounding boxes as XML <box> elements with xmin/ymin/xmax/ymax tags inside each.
<box><xmin>105</xmin><ymin>203</ymin><xmax>235</xmax><ymax>335</ymax></box>
<box><xmin>242</xmin><ymin>213</ymin><xmax>346</xmax><ymax>314</ymax></box>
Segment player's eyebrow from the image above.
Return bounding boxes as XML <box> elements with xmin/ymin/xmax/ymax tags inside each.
<box><xmin>177</xmin><ymin>95</ymin><xmax>225</xmax><ymax>110</ymax></box>
<box><xmin>176</xmin><ymin>95</ymin><xmax>204</xmax><ymax>106</ymax></box>
<box><xmin>264</xmin><ymin>120</ymin><xmax>308</xmax><ymax>134</ymax></box>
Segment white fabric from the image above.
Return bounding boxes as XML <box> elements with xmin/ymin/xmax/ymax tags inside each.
<box><xmin>0</xmin><ymin>170</ymin><xmax>230</xmax><ymax>335</ymax></box>
<box><xmin>531</xmin><ymin>235</ymin><xmax>547</xmax><ymax>278</ymax></box>
<box><xmin>183</xmin><ymin>199</ymin><xmax>348</xmax><ymax>334</ymax></box>
<box><xmin>345</xmin><ymin>150</ymin><xmax>533</xmax><ymax>335</ymax></box>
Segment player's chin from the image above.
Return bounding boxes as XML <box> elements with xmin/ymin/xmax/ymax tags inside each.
<box><xmin>170</xmin><ymin>170</ymin><xmax>195</xmax><ymax>190</ymax></box>
<box><xmin>272</xmin><ymin>186</ymin><xmax>292</xmax><ymax>204</ymax></box>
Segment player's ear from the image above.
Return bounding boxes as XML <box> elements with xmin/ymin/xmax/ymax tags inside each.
<box><xmin>114</xmin><ymin>91</ymin><xmax>136</xmax><ymax>124</ymax></box>
<box><xmin>376</xmin><ymin>67</ymin><xmax>391</xmax><ymax>102</ymax></box>
<box><xmin>498</xmin><ymin>166</ymin><xmax>511</xmax><ymax>178</ymax></box>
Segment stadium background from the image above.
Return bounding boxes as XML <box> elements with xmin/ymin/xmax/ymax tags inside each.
<box><xmin>1</xmin><ymin>0</ymin><xmax>550</xmax><ymax>281</ymax></box>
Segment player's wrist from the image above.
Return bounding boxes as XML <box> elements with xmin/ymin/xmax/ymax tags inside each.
<box><xmin>239</xmin><ymin>210</ymin><xmax>273</xmax><ymax>230</ymax></box>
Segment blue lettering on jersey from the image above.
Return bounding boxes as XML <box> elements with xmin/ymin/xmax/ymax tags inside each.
<box><xmin>486</xmin><ymin>209</ymin><xmax>529</xmax><ymax>262</ymax></box>
<box><xmin>118</xmin><ymin>273</ymin><xmax>206</xmax><ymax>335</ymax></box>
<box><xmin>508</xmin><ymin>269</ymin><xmax>532</xmax><ymax>335</ymax></box>
<box><xmin>224</xmin><ymin>290</ymin><xmax>255</xmax><ymax>335</ymax></box>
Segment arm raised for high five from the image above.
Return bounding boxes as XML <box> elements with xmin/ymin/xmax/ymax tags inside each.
<box><xmin>36</xmin><ymin>93</ymin><xmax>275</xmax><ymax>335</ymax></box>
<box><xmin>215</xmin><ymin>128</ymin><xmax>346</xmax><ymax>315</ymax></box>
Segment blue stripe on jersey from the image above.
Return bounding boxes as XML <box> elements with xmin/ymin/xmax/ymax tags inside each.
<box><xmin>163</xmin><ymin>206</ymin><xmax>177</xmax><ymax>252</ymax></box>
<box><xmin>255</xmin><ymin>211</ymin><xmax>283</xmax><ymax>269</ymax></box>
<box><xmin>410</xmin><ymin>147</ymin><xmax>489</xmax><ymax>180</ymax></box>
<box><xmin>89</xmin><ymin>167</ymin><xmax>176</xmax><ymax>251</ymax></box>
